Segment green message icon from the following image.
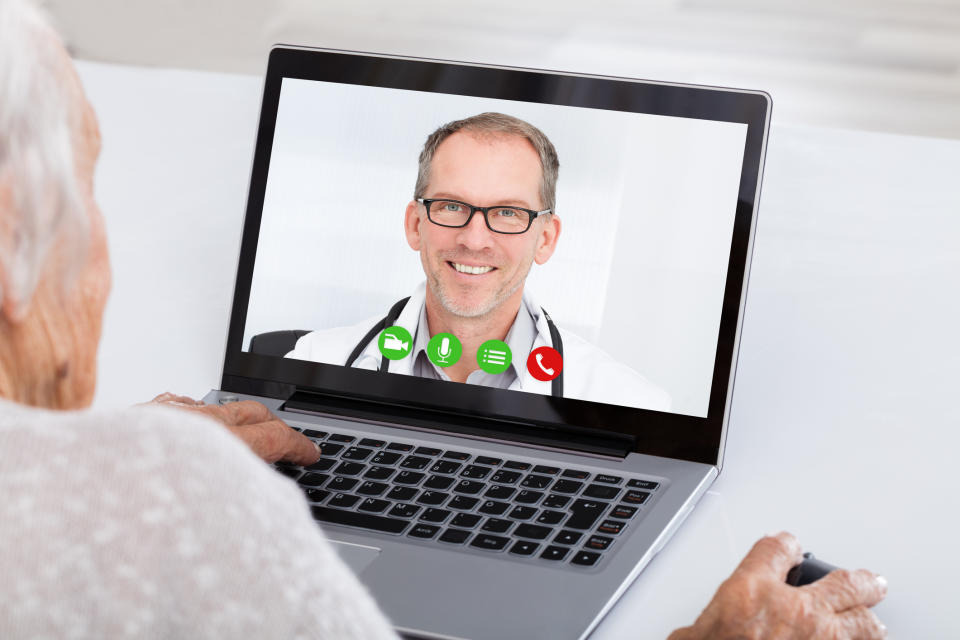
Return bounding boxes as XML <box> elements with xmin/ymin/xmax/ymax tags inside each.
<box><xmin>477</xmin><ymin>339</ymin><xmax>512</xmax><ymax>375</ymax></box>
<box><xmin>427</xmin><ymin>333</ymin><xmax>462</xmax><ymax>368</ymax></box>
<box><xmin>378</xmin><ymin>326</ymin><xmax>413</xmax><ymax>360</ymax></box>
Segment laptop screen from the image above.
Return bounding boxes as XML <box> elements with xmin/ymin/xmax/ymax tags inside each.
<box><xmin>223</xmin><ymin>48</ymin><xmax>770</xmax><ymax>464</ymax></box>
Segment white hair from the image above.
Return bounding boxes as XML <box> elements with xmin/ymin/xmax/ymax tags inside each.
<box><xmin>0</xmin><ymin>0</ymin><xmax>86</xmax><ymax>314</ymax></box>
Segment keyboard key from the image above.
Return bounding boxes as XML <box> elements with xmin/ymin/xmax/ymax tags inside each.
<box><xmin>358</xmin><ymin>498</ymin><xmax>390</xmax><ymax>513</ymax></box>
<box><xmin>388</xmin><ymin>503</ymin><xmax>421</xmax><ymax>519</ymax></box>
<box><xmin>327</xmin><ymin>476</ymin><xmax>359</xmax><ymax>492</ymax></box>
<box><xmin>439</xmin><ymin>528</ymin><xmax>470</xmax><ymax>544</ymax></box>
<box><xmin>541</xmin><ymin>546</ymin><xmax>570</xmax><ymax>561</ymax></box>
<box><xmin>305</xmin><ymin>489</ymin><xmax>330</xmax><ymax>503</ymax></box>
<box><xmin>442</xmin><ymin>450</ymin><xmax>471</xmax><ymax>461</ymax></box>
<box><xmin>370</xmin><ymin>451</ymin><xmax>402</xmax><ymax>465</ymax></box>
<box><xmin>364</xmin><ymin>466</ymin><xmax>395</xmax><ymax>481</ymax></box>
<box><xmin>543</xmin><ymin>494</ymin><xmax>571</xmax><ymax>509</ymax></box>
<box><xmin>562</xmin><ymin>469</ymin><xmax>590</xmax><ymax>480</ymax></box>
<box><xmin>583</xmin><ymin>484</ymin><xmax>621</xmax><ymax>500</ymax></box>
<box><xmin>408</xmin><ymin>523</ymin><xmax>440</xmax><ymax>539</ymax></box>
<box><xmin>450</xmin><ymin>513</ymin><xmax>482</xmax><ymax>529</ymax></box>
<box><xmin>470</xmin><ymin>534</ymin><xmax>509</xmax><ymax>551</ymax></box>
<box><xmin>509</xmin><ymin>540</ymin><xmax>540</xmax><ymax>556</ymax></box>
<box><xmin>414</xmin><ymin>446</ymin><xmax>442</xmax><ymax>456</ymax></box>
<box><xmin>416</xmin><ymin>491</ymin><xmax>448</xmax><ymax>506</ymax></box>
<box><xmin>533</xmin><ymin>465</ymin><xmax>560</xmax><ymax>475</ymax></box>
<box><xmin>628</xmin><ymin>479</ymin><xmax>660</xmax><ymax>491</ymax></box>
<box><xmin>386</xmin><ymin>486</ymin><xmax>418</xmax><ymax>501</ymax></box>
<box><xmin>357</xmin><ymin>481</ymin><xmax>388</xmax><ymax>496</ymax></box>
<box><xmin>305</xmin><ymin>458</ymin><xmax>336</xmax><ymax>472</ymax></box>
<box><xmin>571</xmin><ymin>550</ymin><xmax>602</xmax><ymax>566</ymax></box>
<box><xmin>566</xmin><ymin>500</ymin><xmax>607</xmax><ymax>530</ymax></box>
<box><xmin>515</xmin><ymin>490</ymin><xmax>544</xmax><ymax>504</ymax></box>
<box><xmin>394</xmin><ymin>471</ymin><xmax>425</xmax><ymax>485</ymax></box>
<box><xmin>594</xmin><ymin>474</ymin><xmax>623</xmax><ymax>485</ymax></box>
<box><xmin>359</xmin><ymin>438</ymin><xmax>386</xmax><ymax>448</ymax></box>
<box><xmin>424</xmin><ymin>475</ymin><xmax>455</xmax><ymax>490</ymax></box>
<box><xmin>454</xmin><ymin>480</ymin><xmax>484</xmax><ymax>495</ymax></box>
<box><xmin>610</xmin><ymin>505</ymin><xmax>638</xmax><ymax>519</ymax></box>
<box><xmin>326</xmin><ymin>493</ymin><xmax>361</xmax><ymax>509</ymax></box>
<box><xmin>312</xmin><ymin>505</ymin><xmax>408</xmax><ymax>534</ymax></box>
<box><xmin>490</xmin><ymin>470</ymin><xmax>522</xmax><ymax>484</ymax></box>
<box><xmin>503</xmin><ymin>460</ymin><xmax>531</xmax><ymax>470</ymax></box>
<box><xmin>448</xmin><ymin>496</ymin><xmax>479</xmax><ymax>511</ymax></box>
<box><xmin>551</xmin><ymin>479</ymin><xmax>583</xmax><ymax>494</ymax></box>
<box><xmin>514</xmin><ymin>524</ymin><xmax>552</xmax><ymax>540</ymax></box>
<box><xmin>327</xmin><ymin>434</ymin><xmax>356</xmax><ymax>443</ymax></box>
<box><xmin>520</xmin><ymin>474</ymin><xmax>551</xmax><ymax>489</ymax></box>
<box><xmin>387</xmin><ymin>442</ymin><xmax>414</xmax><ymax>452</ymax></box>
<box><xmin>536</xmin><ymin>510</ymin><xmax>565</xmax><ymax>525</ymax></box>
<box><xmin>508</xmin><ymin>506</ymin><xmax>537</xmax><ymax>520</ymax></box>
<box><xmin>420</xmin><ymin>508</ymin><xmax>452</xmax><ymax>523</ymax></box>
<box><xmin>461</xmin><ymin>465</ymin><xmax>492</xmax><ymax>479</ymax></box>
<box><xmin>475</xmin><ymin>456</ymin><xmax>502</xmax><ymax>466</ymax></box>
<box><xmin>276</xmin><ymin>467</ymin><xmax>301</xmax><ymax>479</ymax></box>
<box><xmin>484</xmin><ymin>485</ymin><xmax>516</xmax><ymax>501</ymax></box>
<box><xmin>400</xmin><ymin>456</ymin><xmax>431</xmax><ymax>470</ymax></box>
<box><xmin>597</xmin><ymin>519</ymin><xmax>625</xmax><ymax>535</ymax></box>
<box><xmin>623</xmin><ymin>490</ymin><xmax>651</xmax><ymax>505</ymax></box>
<box><xmin>430</xmin><ymin>460</ymin><xmax>462</xmax><ymax>475</ymax></box>
<box><xmin>318</xmin><ymin>443</ymin><xmax>344</xmax><ymax>457</ymax></box>
<box><xmin>553</xmin><ymin>530</ymin><xmax>583</xmax><ymax>545</ymax></box>
<box><xmin>585</xmin><ymin>535</ymin><xmax>614</xmax><ymax>550</ymax></box>
<box><xmin>298</xmin><ymin>473</ymin><xmax>329</xmax><ymax>487</ymax></box>
<box><xmin>478</xmin><ymin>500</ymin><xmax>509</xmax><ymax>516</ymax></box>
<box><xmin>333</xmin><ymin>462</ymin><xmax>365</xmax><ymax>476</ymax></box>
<box><xmin>481</xmin><ymin>518</ymin><xmax>513</xmax><ymax>534</ymax></box>
<box><xmin>302</xmin><ymin>429</ymin><xmax>328</xmax><ymax>439</ymax></box>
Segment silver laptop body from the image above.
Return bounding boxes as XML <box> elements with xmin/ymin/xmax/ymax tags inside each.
<box><xmin>206</xmin><ymin>46</ymin><xmax>771</xmax><ymax>640</ymax></box>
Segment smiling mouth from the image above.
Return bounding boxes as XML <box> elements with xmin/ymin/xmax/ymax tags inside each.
<box><xmin>449</xmin><ymin>261</ymin><xmax>495</xmax><ymax>275</ymax></box>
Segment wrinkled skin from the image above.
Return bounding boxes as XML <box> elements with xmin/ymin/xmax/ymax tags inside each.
<box><xmin>148</xmin><ymin>393</ymin><xmax>320</xmax><ymax>466</ymax></box>
<box><xmin>669</xmin><ymin>532</ymin><xmax>888</xmax><ymax>640</ymax></box>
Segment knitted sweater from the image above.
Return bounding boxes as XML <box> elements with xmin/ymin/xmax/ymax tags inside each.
<box><xmin>0</xmin><ymin>399</ymin><xmax>399</xmax><ymax>639</ymax></box>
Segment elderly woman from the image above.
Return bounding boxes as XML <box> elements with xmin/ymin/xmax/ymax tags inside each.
<box><xmin>0</xmin><ymin>1</ymin><xmax>887</xmax><ymax>638</ymax></box>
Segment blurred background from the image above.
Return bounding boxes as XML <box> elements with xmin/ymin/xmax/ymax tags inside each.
<box><xmin>47</xmin><ymin>0</ymin><xmax>960</xmax><ymax>139</ymax></box>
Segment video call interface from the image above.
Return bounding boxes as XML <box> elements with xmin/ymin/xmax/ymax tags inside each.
<box><xmin>242</xmin><ymin>76</ymin><xmax>749</xmax><ymax>419</ymax></box>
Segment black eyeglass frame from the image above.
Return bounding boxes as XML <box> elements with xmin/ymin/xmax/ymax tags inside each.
<box><xmin>416</xmin><ymin>197</ymin><xmax>552</xmax><ymax>235</ymax></box>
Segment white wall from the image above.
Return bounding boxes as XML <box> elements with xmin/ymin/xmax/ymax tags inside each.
<box><xmin>243</xmin><ymin>78</ymin><xmax>746</xmax><ymax>416</ymax></box>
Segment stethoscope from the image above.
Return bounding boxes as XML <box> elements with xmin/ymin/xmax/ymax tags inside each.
<box><xmin>345</xmin><ymin>297</ymin><xmax>565</xmax><ymax>397</ymax></box>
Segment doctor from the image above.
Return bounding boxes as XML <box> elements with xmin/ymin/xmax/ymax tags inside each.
<box><xmin>287</xmin><ymin>112</ymin><xmax>670</xmax><ymax>411</ymax></box>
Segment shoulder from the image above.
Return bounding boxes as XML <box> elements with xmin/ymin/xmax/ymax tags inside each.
<box><xmin>0</xmin><ymin>402</ymin><xmax>398</xmax><ymax>638</ymax></box>
<box><xmin>558</xmin><ymin>330</ymin><xmax>673</xmax><ymax>411</ymax></box>
<box><xmin>286</xmin><ymin>315</ymin><xmax>381</xmax><ymax>364</ymax></box>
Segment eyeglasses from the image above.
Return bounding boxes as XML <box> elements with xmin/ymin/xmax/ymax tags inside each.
<box><xmin>417</xmin><ymin>198</ymin><xmax>551</xmax><ymax>235</ymax></box>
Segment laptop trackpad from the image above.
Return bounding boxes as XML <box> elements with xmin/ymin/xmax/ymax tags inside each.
<box><xmin>330</xmin><ymin>540</ymin><xmax>381</xmax><ymax>575</ymax></box>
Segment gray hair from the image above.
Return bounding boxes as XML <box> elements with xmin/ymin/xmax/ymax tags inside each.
<box><xmin>0</xmin><ymin>0</ymin><xmax>85</xmax><ymax>314</ymax></box>
<box><xmin>414</xmin><ymin>112</ymin><xmax>560</xmax><ymax>212</ymax></box>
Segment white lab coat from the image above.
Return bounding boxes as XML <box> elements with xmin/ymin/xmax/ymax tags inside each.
<box><xmin>286</xmin><ymin>283</ymin><xmax>671</xmax><ymax>411</ymax></box>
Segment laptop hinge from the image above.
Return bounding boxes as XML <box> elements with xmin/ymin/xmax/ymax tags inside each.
<box><xmin>280</xmin><ymin>389</ymin><xmax>634</xmax><ymax>458</ymax></box>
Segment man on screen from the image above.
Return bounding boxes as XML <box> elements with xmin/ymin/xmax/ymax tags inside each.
<box><xmin>287</xmin><ymin>112</ymin><xmax>670</xmax><ymax>410</ymax></box>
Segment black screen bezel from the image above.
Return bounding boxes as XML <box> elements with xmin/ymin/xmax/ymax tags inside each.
<box><xmin>221</xmin><ymin>46</ymin><xmax>770</xmax><ymax>465</ymax></box>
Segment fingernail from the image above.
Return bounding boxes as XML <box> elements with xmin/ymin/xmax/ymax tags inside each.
<box><xmin>876</xmin><ymin>575</ymin><xmax>888</xmax><ymax>591</ymax></box>
<box><xmin>314</xmin><ymin>442</ymin><xmax>321</xmax><ymax>452</ymax></box>
<box><xmin>879</xmin><ymin>622</ymin><xmax>888</xmax><ymax>637</ymax></box>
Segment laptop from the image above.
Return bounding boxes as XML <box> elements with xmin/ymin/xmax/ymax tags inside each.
<box><xmin>205</xmin><ymin>45</ymin><xmax>770</xmax><ymax>640</ymax></box>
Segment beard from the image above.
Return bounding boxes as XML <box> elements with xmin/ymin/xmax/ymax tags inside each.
<box><xmin>426</xmin><ymin>252</ymin><xmax>533</xmax><ymax>319</ymax></box>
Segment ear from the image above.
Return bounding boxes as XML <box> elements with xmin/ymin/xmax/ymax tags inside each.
<box><xmin>533</xmin><ymin>214</ymin><xmax>561</xmax><ymax>265</ymax></box>
<box><xmin>404</xmin><ymin>200</ymin><xmax>423</xmax><ymax>251</ymax></box>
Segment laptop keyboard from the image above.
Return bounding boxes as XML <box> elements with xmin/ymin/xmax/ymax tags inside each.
<box><xmin>275</xmin><ymin>427</ymin><xmax>661</xmax><ymax>569</ymax></box>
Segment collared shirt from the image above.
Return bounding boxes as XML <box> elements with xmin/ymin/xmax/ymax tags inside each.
<box><xmin>410</xmin><ymin>299</ymin><xmax>538</xmax><ymax>389</ymax></box>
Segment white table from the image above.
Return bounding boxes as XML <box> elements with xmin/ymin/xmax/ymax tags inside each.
<box><xmin>80</xmin><ymin>60</ymin><xmax>960</xmax><ymax>638</ymax></box>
